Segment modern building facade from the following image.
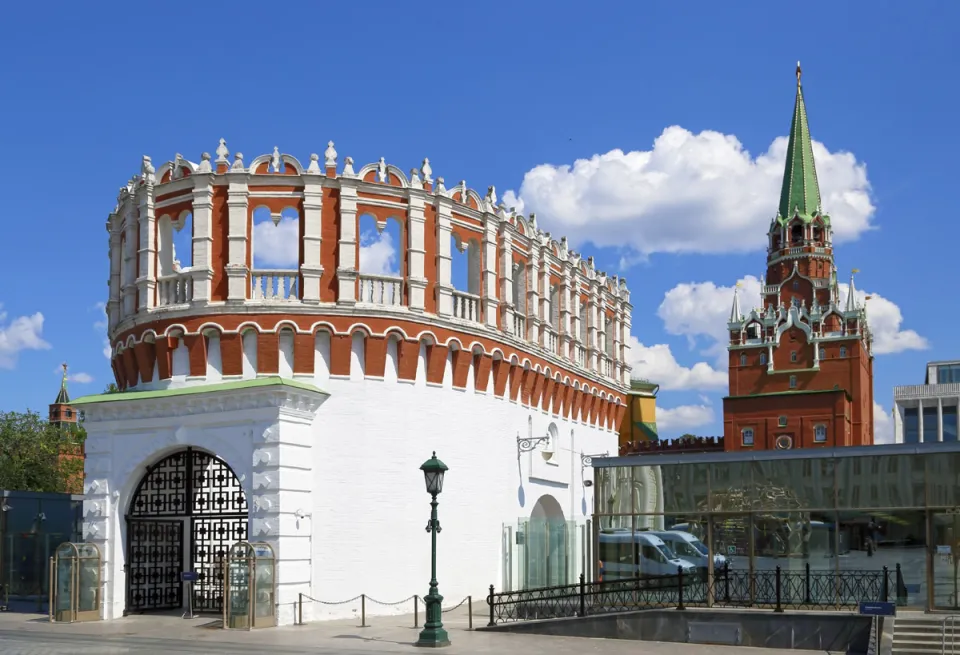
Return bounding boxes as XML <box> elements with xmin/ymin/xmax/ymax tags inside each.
<box><xmin>894</xmin><ymin>360</ymin><xmax>960</xmax><ymax>444</ymax></box>
<box><xmin>74</xmin><ymin>144</ymin><xmax>632</xmax><ymax>624</ymax></box>
<box><xmin>724</xmin><ymin>64</ymin><xmax>875</xmax><ymax>451</ymax></box>
<box><xmin>593</xmin><ymin>441</ymin><xmax>960</xmax><ymax>611</ymax></box>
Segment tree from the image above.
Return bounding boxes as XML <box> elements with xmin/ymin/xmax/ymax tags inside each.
<box><xmin>103</xmin><ymin>383</ymin><xmax>120</xmax><ymax>394</ymax></box>
<box><xmin>0</xmin><ymin>410</ymin><xmax>85</xmax><ymax>493</ymax></box>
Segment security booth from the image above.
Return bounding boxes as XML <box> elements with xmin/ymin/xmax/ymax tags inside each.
<box><xmin>48</xmin><ymin>542</ymin><xmax>101</xmax><ymax>623</ymax></box>
<box><xmin>222</xmin><ymin>541</ymin><xmax>276</xmax><ymax>629</ymax></box>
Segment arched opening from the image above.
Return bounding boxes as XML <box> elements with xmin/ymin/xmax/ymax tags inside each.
<box><xmin>512</xmin><ymin>261</ymin><xmax>528</xmax><ymax>338</ymax></box>
<box><xmin>125</xmin><ymin>447</ymin><xmax>248</xmax><ymax>614</ymax></box>
<box><xmin>450</xmin><ymin>232</ymin><xmax>481</xmax><ymax>321</ymax></box>
<box><xmin>358</xmin><ymin>214</ymin><xmax>403</xmax><ymax>305</ymax></box>
<box><xmin>524</xmin><ymin>494</ymin><xmax>568</xmax><ymax>589</ymax></box>
<box><xmin>790</xmin><ymin>223</ymin><xmax>803</xmax><ymax>244</ymax></box>
<box><xmin>251</xmin><ymin>206</ymin><xmax>299</xmax><ymax>300</ymax></box>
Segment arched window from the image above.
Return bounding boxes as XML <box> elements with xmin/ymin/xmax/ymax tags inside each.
<box><xmin>819</xmin><ymin>347</ymin><xmax>826</xmax><ymax>360</ymax></box>
<box><xmin>790</xmin><ymin>224</ymin><xmax>803</xmax><ymax>244</ymax></box>
<box><xmin>760</xmin><ymin>352</ymin><xmax>767</xmax><ymax>365</ymax></box>
<box><xmin>840</xmin><ymin>346</ymin><xmax>847</xmax><ymax>358</ymax></box>
<box><xmin>740</xmin><ymin>353</ymin><xmax>747</xmax><ymax>366</ymax></box>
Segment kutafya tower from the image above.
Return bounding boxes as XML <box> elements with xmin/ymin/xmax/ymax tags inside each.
<box><xmin>723</xmin><ymin>63</ymin><xmax>875</xmax><ymax>451</ymax></box>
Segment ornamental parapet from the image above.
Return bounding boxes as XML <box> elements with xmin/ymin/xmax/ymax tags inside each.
<box><xmin>619</xmin><ymin>436</ymin><xmax>724</xmax><ymax>457</ymax></box>
<box><xmin>104</xmin><ymin>140</ymin><xmax>632</xmax><ymax>421</ymax></box>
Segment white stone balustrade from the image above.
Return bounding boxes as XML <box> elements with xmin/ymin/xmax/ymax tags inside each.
<box><xmin>251</xmin><ymin>270</ymin><xmax>299</xmax><ymax>301</ymax></box>
<box><xmin>452</xmin><ymin>290</ymin><xmax>481</xmax><ymax>322</ymax></box>
<box><xmin>358</xmin><ymin>274</ymin><xmax>403</xmax><ymax>306</ymax></box>
<box><xmin>157</xmin><ymin>273</ymin><xmax>192</xmax><ymax>306</ymax></box>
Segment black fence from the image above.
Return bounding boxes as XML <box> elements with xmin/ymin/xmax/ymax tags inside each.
<box><xmin>487</xmin><ymin>563</ymin><xmax>907</xmax><ymax>625</ymax></box>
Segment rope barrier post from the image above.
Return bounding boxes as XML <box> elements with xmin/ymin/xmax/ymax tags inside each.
<box><xmin>361</xmin><ymin>594</ymin><xmax>367</xmax><ymax>627</ymax></box>
<box><xmin>487</xmin><ymin>584</ymin><xmax>496</xmax><ymax>627</ymax></box>
<box><xmin>414</xmin><ymin>596</ymin><xmax>419</xmax><ymax>628</ymax></box>
<box><xmin>298</xmin><ymin>593</ymin><xmax>302</xmax><ymax>626</ymax></box>
<box><xmin>468</xmin><ymin>596</ymin><xmax>473</xmax><ymax>630</ymax></box>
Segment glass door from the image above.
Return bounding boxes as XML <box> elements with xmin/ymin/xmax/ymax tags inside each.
<box><xmin>931</xmin><ymin>510</ymin><xmax>960</xmax><ymax>610</ymax></box>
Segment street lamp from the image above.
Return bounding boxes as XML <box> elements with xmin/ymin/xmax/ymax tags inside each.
<box><xmin>416</xmin><ymin>452</ymin><xmax>450</xmax><ymax>648</ymax></box>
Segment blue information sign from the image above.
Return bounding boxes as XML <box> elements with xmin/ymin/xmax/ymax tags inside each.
<box><xmin>181</xmin><ymin>571</ymin><xmax>199</xmax><ymax>582</ymax></box>
<box><xmin>858</xmin><ymin>601</ymin><xmax>896</xmax><ymax>617</ymax></box>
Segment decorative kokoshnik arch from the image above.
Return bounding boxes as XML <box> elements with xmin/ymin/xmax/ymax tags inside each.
<box><xmin>126</xmin><ymin>447</ymin><xmax>248</xmax><ymax>614</ymax></box>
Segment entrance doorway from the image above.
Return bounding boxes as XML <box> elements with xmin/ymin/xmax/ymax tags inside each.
<box><xmin>931</xmin><ymin>511</ymin><xmax>960</xmax><ymax>610</ymax></box>
<box><xmin>125</xmin><ymin>448</ymin><xmax>248</xmax><ymax>613</ymax></box>
<box><xmin>524</xmin><ymin>495</ymin><xmax>569</xmax><ymax>589</ymax></box>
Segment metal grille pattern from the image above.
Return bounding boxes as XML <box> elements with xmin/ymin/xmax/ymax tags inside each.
<box><xmin>126</xmin><ymin>520</ymin><xmax>183</xmax><ymax>611</ymax></box>
<box><xmin>486</xmin><ymin>566</ymin><xmax>896</xmax><ymax>624</ymax></box>
<box><xmin>126</xmin><ymin>448</ymin><xmax>248</xmax><ymax>613</ymax></box>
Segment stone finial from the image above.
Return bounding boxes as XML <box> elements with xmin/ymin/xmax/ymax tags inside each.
<box><xmin>197</xmin><ymin>152</ymin><xmax>212</xmax><ymax>173</ymax></box>
<box><xmin>435</xmin><ymin>176</ymin><xmax>447</xmax><ymax>195</ymax></box>
<box><xmin>420</xmin><ymin>158</ymin><xmax>433</xmax><ymax>183</ymax></box>
<box><xmin>409</xmin><ymin>168</ymin><xmax>423</xmax><ymax>189</ymax></box>
<box><xmin>307</xmin><ymin>153</ymin><xmax>322</xmax><ymax>174</ymax></box>
<box><xmin>342</xmin><ymin>156</ymin><xmax>356</xmax><ymax>178</ymax></box>
<box><xmin>529</xmin><ymin>212</ymin><xmax>538</xmax><ymax>232</ymax></box>
<box><xmin>215</xmin><ymin>138</ymin><xmax>229</xmax><ymax>164</ymax></box>
<box><xmin>458</xmin><ymin>180</ymin><xmax>468</xmax><ymax>203</ymax></box>
<box><xmin>141</xmin><ymin>155</ymin><xmax>156</xmax><ymax>184</ymax></box>
<box><xmin>377</xmin><ymin>157</ymin><xmax>388</xmax><ymax>183</ymax></box>
<box><xmin>231</xmin><ymin>152</ymin><xmax>245</xmax><ymax>172</ymax></box>
<box><xmin>270</xmin><ymin>146</ymin><xmax>281</xmax><ymax>173</ymax></box>
<box><xmin>485</xmin><ymin>185</ymin><xmax>498</xmax><ymax>211</ymax></box>
<box><xmin>172</xmin><ymin>153</ymin><xmax>185</xmax><ymax>180</ymax></box>
<box><xmin>324</xmin><ymin>141</ymin><xmax>337</xmax><ymax>167</ymax></box>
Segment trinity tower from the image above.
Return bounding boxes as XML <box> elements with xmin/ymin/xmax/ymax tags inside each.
<box><xmin>723</xmin><ymin>64</ymin><xmax>875</xmax><ymax>451</ymax></box>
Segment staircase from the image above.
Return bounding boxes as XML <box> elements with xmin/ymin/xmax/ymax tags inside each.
<box><xmin>893</xmin><ymin>615</ymin><xmax>960</xmax><ymax>654</ymax></box>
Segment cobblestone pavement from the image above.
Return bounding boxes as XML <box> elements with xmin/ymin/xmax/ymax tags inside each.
<box><xmin>0</xmin><ymin>610</ymin><xmax>840</xmax><ymax>654</ymax></box>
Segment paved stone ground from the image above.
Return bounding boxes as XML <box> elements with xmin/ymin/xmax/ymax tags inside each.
<box><xmin>0</xmin><ymin>609</ymin><xmax>842</xmax><ymax>654</ymax></box>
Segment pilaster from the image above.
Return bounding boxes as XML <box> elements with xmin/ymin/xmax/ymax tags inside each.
<box><xmin>560</xmin><ymin>264</ymin><xmax>573</xmax><ymax>359</ymax></box>
<box><xmin>587</xmin><ymin>279</ymin><xmax>600</xmax><ymax>371</ymax></box>
<box><xmin>499</xmin><ymin>229</ymin><xmax>514</xmax><ymax>333</ymax></box>
<box><xmin>135</xmin><ymin>182</ymin><xmax>157</xmax><ymax>312</ymax></box>
<box><xmin>336</xmin><ymin>178</ymin><xmax>359</xmax><ymax>305</ymax></box>
<box><xmin>613</xmin><ymin>298</ymin><xmax>624</xmax><ymax>381</ymax></box>
<box><xmin>526</xmin><ymin>246</ymin><xmax>541</xmax><ymax>343</ymax></box>
<box><xmin>190</xmin><ymin>172</ymin><xmax>215</xmax><ymax>305</ymax></box>
<box><xmin>225</xmin><ymin>169</ymin><xmax>250</xmax><ymax>302</ymax></box>
<box><xmin>481</xmin><ymin>213</ymin><xmax>499</xmax><ymax>328</ymax></box>
<box><xmin>435</xmin><ymin>194</ymin><xmax>454</xmax><ymax>317</ymax></box>
<box><xmin>301</xmin><ymin>175</ymin><xmax>324</xmax><ymax>304</ymax></box>
<box><xmin>406</xmin><ymin>189</ymin><xmax>428</xmax><ymax>312</ymax></box>
<box><xmin>107</xmin><ymin>212</ymin><xmax>122</xmax><ymax>333</ymax></box>
<box><xmin>121</xmin><ymin>197</ymin><xmax>138</xmax><ymax>318</ymax></box>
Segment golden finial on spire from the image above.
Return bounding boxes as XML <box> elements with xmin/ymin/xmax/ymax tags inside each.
<box><xmin>61</xmin><ymin>362</ymin><xmax>68</xmax><ymax>386</ymax></box>
<box><xmin>796</xmin><ymin>61</ymin><xmax>802</xmax><ymax>86</ymax></box>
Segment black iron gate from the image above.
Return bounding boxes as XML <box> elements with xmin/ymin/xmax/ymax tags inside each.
<box><xmin>126</xmin><ymin>448</ymin><xmax>248</xmax><ymax>613</ymax></box>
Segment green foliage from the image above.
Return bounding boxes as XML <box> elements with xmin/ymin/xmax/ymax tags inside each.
<box><xmin>103</xmin><ymin>383</ymin><xmax>120</xmax><ymax>394</ymax></box>
<box><xmin>0</xmin><ymin>410</ymin><xmax>85</xmax><ymax>493</ymax></box>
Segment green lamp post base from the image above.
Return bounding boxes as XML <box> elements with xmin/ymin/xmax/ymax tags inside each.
<box><xmin>415</xmin><ymin>626</ymin><xmax>451</xmax><ymax>648</ymax></box>
<box><xmin>415</xmin><ymin>591</ymin><xmax>450</xmax><ymax>648</ymax></box>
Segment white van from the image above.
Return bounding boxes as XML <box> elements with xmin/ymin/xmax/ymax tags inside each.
<box><xmin>598</xmin><ymin>529</ymin><xmax>698</xmax><ymax>581</ymax></box>
<box><xmin>654</xmin><ymin>530</ymin><xmax>727</xmax><ymax>580</ymax></box>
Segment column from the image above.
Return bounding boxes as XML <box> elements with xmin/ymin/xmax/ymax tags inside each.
<box><xmin>938</xmin><ymin>397</ymin><xmax>944</xmax><ymax>442</ymax></box>
<box><xmin>893</xmin><ymin>403</ymin><xmax>903</xmax><ymax>443</ymax></box>
<box><xmin>335</xmin><ymin>179</ymin><xmax>359</xmax><ymax>304</ymax></box>
<box><xmin>587</xmin><ymin>280</ymin><xmax>600</xmax><ymax>371</ymax></box>
<box><xmin>406</xmin><ymin>189</ymin><xmax>427</xmax><ymax>312</ymax></box>
<box><xmin>621</xmin><ymin>291</ymin><xmax>633</xmax><ymax>385</ymax></box>
<box><xmin>435</xmin><ymin>194</ymin><xmax>454</xmax><ymax>316</ymax></box>
<box><xmin>918</xmin><ymin>398</ymin><xmax>924</xmax><ymax>443</ymax></box>
<box><xmin>526</xmin><ymin>245</ymin><xmax>541</xmax><ymax>343</ymax></box>
<box><xmin>498</xmin><ymin>229</ymin><xmax>514</xmax><ymax>333</ymax></box>
<box><xmin>560</xmin><ymin>264</ymin><xmax>573</xmax><ymax>359</ymax></box>
<box><xmin>613</xmin><ymin>297</ymin><xmax>624</xmax><ymax>381</ymax></box>
<box><xmin>300</xmin><ymin>174</ymin><xmax>324</xmax><ymax>304</ymax></box>
<box><xmin>481</xmin><ymin>213</ymin><xmax>499</xmax><ymax>328</ymax></box>
<box><xmin>107</xmin><ymin>211</ymin><xmax>122</xmax><ymax>333</ymax></box>
<box><xmin>225</xmin><ymin>169</ymin><xmax>250</xmax><ymax>302</ymax></box>
<box><xmin>135</xmin><ymin>182</ymin><xmax>157</xmax><ymax>311</ymax></box>
<box><xmin>190</xmin><ymin>172</ymin><xmax>215</xmax><ymax>304</ymax></box>
<box><xmin>121</xmin><ymin>198</ymin><xmax>138</xmax><ymax>317</ymax></box>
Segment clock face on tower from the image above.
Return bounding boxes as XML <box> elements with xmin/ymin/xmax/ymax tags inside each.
<box><xmin>775</xmin><ymin>434</ymin><xmax>794</xmax><ymax>450</ymax></box>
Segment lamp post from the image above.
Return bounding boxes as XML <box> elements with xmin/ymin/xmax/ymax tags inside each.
<box><xmin>416</xmin><ymin>452</ymin><xmax>450</xmax><ymax>648</ymax></box>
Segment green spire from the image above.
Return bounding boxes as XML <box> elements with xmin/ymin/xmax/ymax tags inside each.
<box><xmin>777</xmin><ymin>62</ymin><xmax>824</xmax><ymax>224</ymax></box>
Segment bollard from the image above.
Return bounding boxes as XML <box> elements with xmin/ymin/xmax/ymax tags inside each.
<box><xmin>361</xmin><ymin>594</ymin><xmax>367</xmax><ymax>627</ymax></box>
<box><xmin>774</xmin><ymin>566</ymin><xmax>783</xmax><ymax>613</ymax></box>
<box><xmin>414</xmin><ymin>595</ymin><xmax>419</xmax><ymax>628</ymax></box>
<box><xmin>468</xmin><ymin>596</ymin><xmax>473</xmax><ymax>630</ymax></box>
<box><xmin>579</xmin><ymin>573</ymin><xmax>586</xmax><ymax>617</ymax></box>
<box><xmin>298</xmin><ymin>593</ymin><xmax>303</xmax><ymax>625</ymax></box>
<box><xmin>487</xmin><ymin>584</ymin><xmax>496</xmax><ymax>627</ymax></box>
<box><xmin>676</xmin><ymin>566</ymin><xmax>686</xmax><ymax>611</ymax></box>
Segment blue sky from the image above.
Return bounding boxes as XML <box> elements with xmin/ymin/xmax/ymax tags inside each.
<box><xmin>0</xmin><ymin>2</ymin><xmax>955</xmax><ymax>441</ymax></box>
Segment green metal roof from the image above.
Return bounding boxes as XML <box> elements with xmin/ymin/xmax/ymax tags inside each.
<box><xmin>776</xmin><ymin>65</ymin><xmax>828</xmax><ymax>226</ymax></box>
<box><xmin>71</xmin><ymin>377</ymin><xmax>327</xmax><ymax>406</ymax></box>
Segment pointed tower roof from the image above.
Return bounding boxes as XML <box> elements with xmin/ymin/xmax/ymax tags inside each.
<box><xmin>54</xmin><ymin>363</ymin><xmax>70</xmax><ymax>404</ymax></box>
<box><xmin>776</xmin><ymin>62</ymin><xmax>826</xmax><ymax>225</ymax></box>
<box><xmin>845</xmin><ymin>270</ymin><xmax>860</xmax><ymax>312</ymax></box>
<box><xmin>729</xmin><ymin>284</ymin><xmax>743</xmax><ymax>323</ymax></box>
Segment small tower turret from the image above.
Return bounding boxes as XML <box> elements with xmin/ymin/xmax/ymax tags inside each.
<box><xmin>49</xmin><ymin>363</ymin><xmax>78</xmax><ymax>431</ymax></box>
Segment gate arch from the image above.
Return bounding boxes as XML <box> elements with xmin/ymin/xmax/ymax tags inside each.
<box><xmin>125</xmin><ymin>447</ymin><xmax>248</xmax><ymax>613</ymax></box>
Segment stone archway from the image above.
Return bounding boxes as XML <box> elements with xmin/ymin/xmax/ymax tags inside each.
<box><xmin>125</xmin><ymin>447</ymin><xmax>248</xmax><ymax>613</ymax></box>
<box><xmin>526</xmin><ymin>495</ymin><xmax>568</xmax><ymax>589</ymax></box>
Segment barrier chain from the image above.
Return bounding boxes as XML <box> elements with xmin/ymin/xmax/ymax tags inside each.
<box><xmin>297</xmin><ymin>592</ymin><xmax>474</xmax><ymax>629</ymax></box>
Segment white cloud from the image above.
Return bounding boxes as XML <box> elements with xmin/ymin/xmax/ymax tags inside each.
<box><xmin>252</xmin><ymin>217</ymin><xmax>299</xmax><ymax>268</ymax></box>
<box><xmin>502</xmin><ymin>127</ymin><xmax>874</xmax><ymax>256</ymax></box>
<box><xmin>93</xmin><ymin>302</ymin><xmax>111</xmax><ymax>359</ymax></box>
<box><xmin>0</xmin><ymin>304</ymin><xmax>50</xmax><ymax>369</ymax></box>
<box><xmin>359</xmin><ymin>230</ymin><xmax>398</xmax><ymax>276</ymax></box>
<box><xmin>874</xmin><ymin>402</ymin><xmax>895</xmax><ymax>445</ymax></box>
<box><xmin>53</xmin><ymin>366</ymin><xmax>93</xmax><ymax>384</ymax></box>
<box><xmin>657</xmin><ymin>276</ymin><xmax>927</xmax><ymax>366</ymax></box>
<box><xmin>656</xmin><ymin>404</ymin><xmax>716</xmax><ymax>433</ymax></box>
<box><xmin>626</xmin><ymin>335</ymin><xmax>727</xmax><ymax>391</ymax></box>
